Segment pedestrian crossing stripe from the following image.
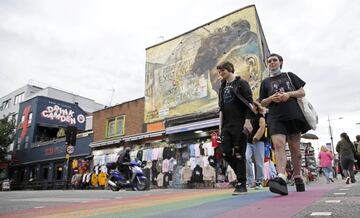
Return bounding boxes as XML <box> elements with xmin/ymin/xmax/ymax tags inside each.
<box><xmin>325</xmin><ymin>200</ymin><xmax>340</xmax><ymax>203</ymax></box>
<box><xmin>339</xmin><ymin>188</ymin><xmax>349</xmax><ymax>191</ymax></box>
<box><xmin>333</xmin><ymin>193</ymin><xmax>346</xmax><ymax>195</ymax></box>
<box><xmin>310</xmin><ymin>212</ymin><xmax>332</xmax><ymax>216</ymax></box>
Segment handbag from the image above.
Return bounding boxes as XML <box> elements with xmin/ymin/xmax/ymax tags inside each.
<box><xmin>286</xmin><ymin>73</ymin><xmax>318</xmax><ymax>130</ymax></box>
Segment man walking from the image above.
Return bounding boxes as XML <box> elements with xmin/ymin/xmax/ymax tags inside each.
<box><xmin>217</xmin><ymin>61</ymin><xmax>254</xmax><ymax>195</ymax></box>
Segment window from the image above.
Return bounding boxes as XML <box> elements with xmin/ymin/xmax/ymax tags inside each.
<box><xmin>55</xmin><ymin>165</ymin><xmax>63</xmax><ymax>180</ymax></box>
<box><xmin>14</xmin><ymin>93</ymin><xmax>24</xmax><ymax>105</ymax></box>
<box><xmin>2</xmin><ymin>99</ymin><xmax>10</xmax><ymax>110</ymax></box>
<box><xmin>24</xmin><ymin>136</ymin><xmax>30</xmax><ymax>149</ymax></box>
<box><xmin>28</xmin><ymin>113</ymin><xmax>32</xmax><ymax>124</ymax></box>
<box><xmin>106</xmin><ymin>116</ymin><xmax>125</xmax><ymax>138</ymax></box>
<box><xmin>29</xmin><ymin>168</ymin><xmax>37</xmax><ymax>181</ymax></box>
<box><xmin>42</xmin><ymin>166</ymin><xmax>49</xmax><ymax>180</ymax></box>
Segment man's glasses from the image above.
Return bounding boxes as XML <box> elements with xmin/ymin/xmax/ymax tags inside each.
<box><xmin>267</xmin><ymin>58</ymin><xmax>279</xmax><ymax>63</ymax></box>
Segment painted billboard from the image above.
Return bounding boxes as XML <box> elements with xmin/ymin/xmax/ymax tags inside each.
<box><xmin>145</xmin><ymin>5</ymin><xmax>269</xmax><ymax>123</ymax></box>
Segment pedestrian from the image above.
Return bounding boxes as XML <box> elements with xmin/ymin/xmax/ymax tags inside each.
<box><xmin>117</xmin><ymin>147</ymin><xmax>131</xmax><ymax>181</ymax></box>
<box><xmin>217</xmin><ymin>61</ymin><xmax>255</xmax><ymax>195</ymax></box>
<box><xmin>246</xmin><ymin>100</ymin><xmax>266</xmax><ymax>189</ymax></box>
<box><xmin>259</xmin><ymin>53</ymin><xmax>311</xmax><ymax>195</ymax></box>
<box><xmin>336</xmin><ymin>132</ymin><xmax>357</xmax><ymax>184</ymax></box>
<box><xmin>354</xmin><ymin>135</ymin><xmax>360</xmax><ymax>170</ymax></box>
<box><xmin>318</xmin><ymin>145</ymin><xmax>334</xmax><ymax>183</ymax></box>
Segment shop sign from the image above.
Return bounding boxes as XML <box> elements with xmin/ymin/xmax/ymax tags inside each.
<box><xmin>41</xmin><ymin>105</ymin><xmax>85</xmax><ymax>125</ymax></box>
<box><xmin>44</xmin><ymin>146</ymin><xmax>63</xmax><ymax>156</ymax></box>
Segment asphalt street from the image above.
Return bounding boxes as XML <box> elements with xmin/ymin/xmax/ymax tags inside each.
<box><xmin>0</xmin><ymin>175</ymin><xmax>359</xmax><ymax>218</ymax></box>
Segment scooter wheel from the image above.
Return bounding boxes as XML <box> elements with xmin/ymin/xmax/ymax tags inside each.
<box><xmin>135</xmin><ymin>177</ymin><xmax>148</xmax><ymax>191</ymax></box>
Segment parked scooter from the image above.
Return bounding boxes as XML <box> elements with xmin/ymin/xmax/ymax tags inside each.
<box><xmin>107</xmin><ymin>160</ymin><xmax>148</xmax><ymax>191</ymax></box>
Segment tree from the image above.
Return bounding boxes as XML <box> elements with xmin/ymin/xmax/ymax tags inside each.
<box><xmin>0</xmin><ymin>115</ymin><xmax>15</xmax><ymax>162</ymax></box>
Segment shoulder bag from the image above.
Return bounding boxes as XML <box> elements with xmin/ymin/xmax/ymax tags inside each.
<box><xmin>286</xmin><ymin>73</ymin><xmax>318</xmax><ymax>130</ymax></box>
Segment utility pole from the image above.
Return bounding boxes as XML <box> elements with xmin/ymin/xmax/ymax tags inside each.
<box><xmin>107</xmin><ymin>88</ymin><xmax>115</xmax><ymax>107</ymax></box>
<box><xmin>327</xmin><ymin>115</ymin><xmax>343</xmax><ymax>154</ymax></box>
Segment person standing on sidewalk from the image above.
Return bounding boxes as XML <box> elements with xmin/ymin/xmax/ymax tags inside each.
<box><xmin>217</xmin><ymin>61</ymin><xmax>254</xmax><ymax>195</ymax></box>
<box><xmin>318</xmin><ymin>145</ymin><xmax>334</xmax><ymax>184</ymax></box>
<box><xmin>354</xmin><ymin>135</ymin><xmax>360</xmax><ymax>171</ymax></box>
<box><xmin>246</xmin><ymin>100</ymin><xmax>266</xmax><ymax>189</ymax></box>
<box><xmin>336</xmin><ymin>132</ymin><xmax>357</xmax><ymax>184</ymax></box>
<box><xmin>259</xmin><ymin>53</ymin><xmax>311</xmax><ymax>195</ymax></box>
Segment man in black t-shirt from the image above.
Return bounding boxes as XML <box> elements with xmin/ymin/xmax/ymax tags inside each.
<box><xmin>259</xmin><ymin>53</ymin><xmax>310</xmax><ymax>195</ymax></box>
<box><xmin>217</xmin><ymin>61</ymin><xmax>254</xmax><ymax>195</ymax></box>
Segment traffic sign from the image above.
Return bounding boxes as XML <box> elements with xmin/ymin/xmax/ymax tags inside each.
<box><xmin>66</xmin><ymin>145</ymin><xmax>75</xmax><ymax>154</ymax></box>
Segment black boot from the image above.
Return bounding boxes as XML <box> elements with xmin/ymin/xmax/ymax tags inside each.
<box><xmin>295</xmin><ymin>177</ymin><xmax>305</xmax><ymax>192</ymax></box>
<box><xmin>232</xmin><ymin>182</ymin><xmax>247</xmax><ymax>195</ymax></box>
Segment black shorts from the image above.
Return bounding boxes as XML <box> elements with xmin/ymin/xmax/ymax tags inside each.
<box><xmin>221</xmin><ymin>126</ymin><xmax>248</xmax><ymax>154</ymax></box>
<box><xmin>268</xmin><ymin>119</ymin><xmax>310</xmax><ymax>136</ymax></box>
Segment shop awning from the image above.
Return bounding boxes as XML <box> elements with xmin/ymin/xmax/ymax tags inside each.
<box><xmin>166</xmin><ymin>118</ymin><xmax>219</xmax><ymax>134</ymax></box>
<box><xmin>89</xmin><ymin>130</ymin><xmax>165</xmax><ymax>148</ymax></box>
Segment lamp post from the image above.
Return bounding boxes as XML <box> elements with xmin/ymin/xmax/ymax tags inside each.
<box><xmin>327</xmin><ymin>115</ymin><xmax>343</xmax><ymax>154</ymax></box>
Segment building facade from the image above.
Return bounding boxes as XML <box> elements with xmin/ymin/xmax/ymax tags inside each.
<box><xmin>8</xmin><ymin>96</ymin><xmax>94</xmax><ymax>189</ymax></box>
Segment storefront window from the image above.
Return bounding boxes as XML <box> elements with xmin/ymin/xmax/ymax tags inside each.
<box><xmin>35</xmin><ymin>126</ymin><xmax>60</xmax><ymax>142</ymax></box>
<box><xmin>29</xmin><ymin>168</ymin><xmax>36</xmax><ymax>181</ymax></box>
<box><xmin>42</xmin><ymin>167</ymin><xmax>49</xmax><ymax>180</ymax></box>
<box><xmin>106</xmin><ymin>115</ymin><xmax>125</xmax><ymax>138</ymax></box>
<box><xmin>55</xmin><ymin>165</ymin><xmax>63</xmax><ymax>180</ymax></box>
<box><xmin>19</xmin><ymin>169</ymin><xmax>25</xmax><ymax>182</ymax></box>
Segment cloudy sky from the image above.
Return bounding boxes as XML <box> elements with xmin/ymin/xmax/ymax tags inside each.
<box><xmin>1</xmin><ymin>0</ymin><xmax>360</xmax><ymax>148</ymax></box>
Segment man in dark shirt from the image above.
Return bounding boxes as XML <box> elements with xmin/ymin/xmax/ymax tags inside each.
<box><xmin>117</xmin><ymin>147</ymin><xmax>131</xmax><ymax>181</ymax></box>
<box><xmin>217</xmin><ymin>61</ymin><xmax>254</xmax><ymax>195</ymax></box>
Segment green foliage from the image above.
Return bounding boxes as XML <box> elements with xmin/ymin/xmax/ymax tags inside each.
<box><xmin>0</xmin><ymin>115</ymin><xmax>15</xmax><ymax>161</ymax></box>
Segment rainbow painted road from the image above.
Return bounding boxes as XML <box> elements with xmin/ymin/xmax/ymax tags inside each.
<box><xmin>0</xmin><ymin>182</ymin><xmax>343</xmax><ymax>218</ymax></box>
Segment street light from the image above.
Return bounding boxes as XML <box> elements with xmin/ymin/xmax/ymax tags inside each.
<box><xmin>327</xmin><ymin>115</ymin><xmax>343</xmax><ymax>154</ymax></box>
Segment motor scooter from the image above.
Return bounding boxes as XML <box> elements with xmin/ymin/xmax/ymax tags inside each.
<box><xmin>107</xmin><ymin>160</ymin><xmax>148</xmax><ymax>191</ymax></box>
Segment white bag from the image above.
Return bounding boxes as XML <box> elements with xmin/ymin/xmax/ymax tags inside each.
<box><xmin>297</xmin><ymin>97</ymin><xmax>318</xmax><ymax>130</ymax></box>
<box><xmin>286</xmin><ymin>73</ymin><xmax>318</xmax><ymax>130</ymax></box>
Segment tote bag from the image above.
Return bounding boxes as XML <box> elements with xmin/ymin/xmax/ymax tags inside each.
<box><xmin>286</xmin><ymin>73</ymin><xmax>318</xmax><ymax>130</ymax></box>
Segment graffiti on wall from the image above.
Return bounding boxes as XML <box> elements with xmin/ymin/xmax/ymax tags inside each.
<box><xmin>145</xmin><ymin>6</ymin><xmax>267</xmax><ymax>123</ymax></box>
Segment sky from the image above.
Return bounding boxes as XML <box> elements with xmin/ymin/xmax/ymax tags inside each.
<box><xmin>1</xmin><ymin>0</ymin><xmax>360</xmax><ymax>150</ymax></box>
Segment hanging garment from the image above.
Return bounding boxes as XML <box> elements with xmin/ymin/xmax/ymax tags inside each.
<box><xmin>203</xmin><ymin>165</ymin><xmax>216</xmax><ymax>181</ymax></box>
<box><xmin>191</xmin><ymin>164</ymin><xmax>204</xmax><ymax>183</ymax></box>
<box><xmin>181</xmin><ymin>166</ymin><xmax>192</xmax><ymax>184</ymax></box>
<box><xmin>98</xmin><ymin>172</ymin><xmax>107</xmax><ymax>186</ymax></box>
<box><xmin>91</xmin><ymin>173</ymin><xmax>98</xmax><ymax>187</ymax></box>
<box><xmin>162</xmin><ymin>159</ymin><xmax>170</xmax><ymax>173</ymax></box>
<box><xmin>156</xmin><ymin>173</ymin><xmax>164</xmax><ymax>187</ymax></box>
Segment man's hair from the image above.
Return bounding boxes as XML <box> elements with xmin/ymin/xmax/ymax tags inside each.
<box><xmin>267</xmin><ymin>53</ymin><xmax>283</xmax><ymax>69</ymax></box>
<box><xmin>216</xmin><ymin>61</ymin><xmax>235</xmax><ymax>73</ymax></box>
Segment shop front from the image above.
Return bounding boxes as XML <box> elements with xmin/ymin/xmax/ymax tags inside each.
<box><xmin>9</xmin><ymin>96</ymin><xmax>91</xmax><ymax>190</ymax></box>
<box><xmin>10</xmin><ymin>133</ymin><xmax>92</xmax><ymax>190</ymax></box>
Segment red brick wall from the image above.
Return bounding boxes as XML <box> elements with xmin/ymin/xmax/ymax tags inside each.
<box><xmin>93</xmin><ymin>97</ymin><xmax>144</xmax><ymax>142</ymax></box>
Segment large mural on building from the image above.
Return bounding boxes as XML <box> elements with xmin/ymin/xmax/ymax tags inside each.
<box><xmin>145</xmin><ymin>5</ymin><xmax>269</xmax><ymax>123</ymax></box>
